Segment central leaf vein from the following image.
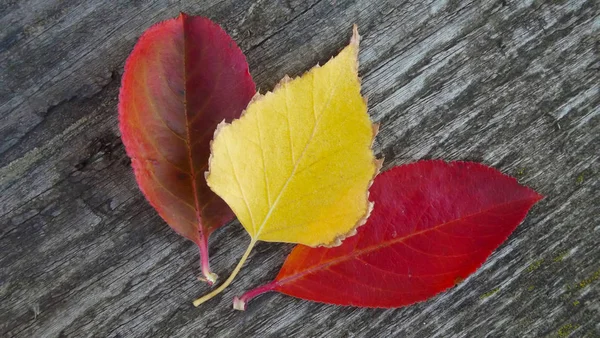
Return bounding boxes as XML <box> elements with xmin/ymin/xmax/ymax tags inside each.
<box><xmin>253</xmin><ymin>67</ymin><xmax>345</xmax><ymax>239</ymax></box>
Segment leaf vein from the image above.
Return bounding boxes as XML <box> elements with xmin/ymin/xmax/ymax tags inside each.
<box><xmin>252</xmin><ymin>62</ymin><xmax>345</xmax><ymax>238</ymax></box>
<box><xmin>224</xmin><ymin>136</ymin><xmax>256</xmax><ymax>232</ymax></box>
<box><xmin>276</xmin><ymin>197</ymin><xmax>537</xmax><ymax>285</ymax></box>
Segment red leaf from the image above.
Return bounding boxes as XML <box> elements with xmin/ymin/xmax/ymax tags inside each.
<box><xmin>234</xmin><ymin>160</ymin><xmax>542</xmax><ymax>309</ymax></box>
<box><xmin>118</xmin><ymin>13</ymin><xmax>255</xmax><ymax>283</ymax></box>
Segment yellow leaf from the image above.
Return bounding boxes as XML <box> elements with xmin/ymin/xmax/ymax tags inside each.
<box><xmin>194</xmin><ymin>25</ymin><xmax>380</xmax><ymax>306</ymax></box>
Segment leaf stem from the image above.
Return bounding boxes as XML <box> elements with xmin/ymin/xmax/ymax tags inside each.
<box><xmin>233</xmin><ymin>281</ymin><xmax>277</xmax><ymax>311</ymax></box>
<box><xmin>198</xmin><ymin>234</ymin><xmax>218</xmax><ymax>285</ymax></box>
<box><xmin>193</xmin><ymin>238</ymin><xmax>257</xmax><ymax>307</ymax></box>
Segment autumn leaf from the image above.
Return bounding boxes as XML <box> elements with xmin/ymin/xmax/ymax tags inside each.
<box><xmin>193</xmin><ymin>26</ymin><xmax>379</xmax><ymax>306</ymax></box>
<box><xmin>118</xmin><ymin>13</ymin><xmax>256</xmax><ymax>284</ymax></box>
<box><xmin>233</xmin><ymin>161</ymin><xmax>543</xmax><ymax>309</ymax></box>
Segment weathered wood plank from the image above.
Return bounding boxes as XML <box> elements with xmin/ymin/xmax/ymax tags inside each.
<box><xmin>1</xmin><ymin>0</ymin><xmax>598</xmax><ymax>337</ymax></box>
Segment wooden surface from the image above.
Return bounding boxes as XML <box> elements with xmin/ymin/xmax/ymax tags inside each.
<box><xmin>1</xmin><ymin>0</ymin><xmax>599</xmax><ymax>337</ymax></box>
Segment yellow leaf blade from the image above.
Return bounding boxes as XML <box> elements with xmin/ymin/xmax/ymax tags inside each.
<box><xmin>207</xmin><ymin>26</ymin><xmax>378</xmax><ymax>247</ymax></box>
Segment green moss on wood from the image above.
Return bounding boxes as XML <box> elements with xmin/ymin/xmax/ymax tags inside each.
<box><xmin>557</xmin><ymin>323</ymin><xmax>579</xmax><ymax>337</ymax></box>
<box><xmin>576</xmin><ymin>269</ymin><xmax>600</xmax><ymax>289</ymax></box>
<box><xmin>527</xmin><ymin>259</ymin><xmax>544</xmax><ymax>272</ymax></box>
<box><xmin>553</xmin><ymin>251</ymin><xmax>568</xmax><ymax>262</ymax></box>
<box><xmin>576</xmin><ymin>172</ymin><xmax>585</xmax><ymax>185</ymax></box>
<box><xmin>480</xmin><ymin>287</ymin><xmax>500</xmax><ymax>300</ymax></box>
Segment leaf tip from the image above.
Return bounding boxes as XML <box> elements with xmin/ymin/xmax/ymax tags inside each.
<box><xmin>349</xmin><ymin>24</ymin><xmax>360</xmax><ymax>70</ymax></box>
<box><xmin>351</xmin><ymin>24</ymin><xmax>360</xmax><ymax>47</ymax></box>
<box><xmin>534</xmin><ymin>191</ymin><xmax>545</xmax><ymax>203</ymax></box>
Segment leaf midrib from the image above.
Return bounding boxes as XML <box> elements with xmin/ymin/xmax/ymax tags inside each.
<box><xmin>250</xmin><ymin>65</ymin><xmax>346</xmax><ymax>240</ymax></box>
<box><xmin>275</xmin><ymin>196</ymin><xmax>536</xmax><ymax>287</ymax></box>
<box><xmin>182</xmin><ymin>21</ymin><xmax>204</xmax><ymax>236</ymax></box>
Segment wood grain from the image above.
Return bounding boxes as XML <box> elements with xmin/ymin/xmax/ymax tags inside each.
<box><xmin>1</xmin><ymin>0</ymin><xmax>598</xmax><ymax>337</ymax></box>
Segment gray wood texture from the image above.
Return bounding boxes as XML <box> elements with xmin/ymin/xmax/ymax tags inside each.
<box><xmin>1</xmin><ymin>0</ymin><xmax>599</xmax><ymax>337</ymax></box>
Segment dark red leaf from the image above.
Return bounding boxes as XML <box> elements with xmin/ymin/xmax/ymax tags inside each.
<box><xmin>118</xmin><ymin>13</ymin><xmax>255</xmax><ymax>283</ymax></box>
<box><xmin>234</xmin><ymin>160</ymin><xmax>542</xmax><ymax>309</ymax></box>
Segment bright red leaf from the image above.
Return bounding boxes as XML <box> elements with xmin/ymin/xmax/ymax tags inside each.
<box><xmin>234</xmin><ymin>160</ymin><xmax>542</xmax><ymax>309</ymax></box>
<box><xmin>118</xmin><ymin>13</ymin><xmax>256</xmax><ymax>283</ymax></box>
